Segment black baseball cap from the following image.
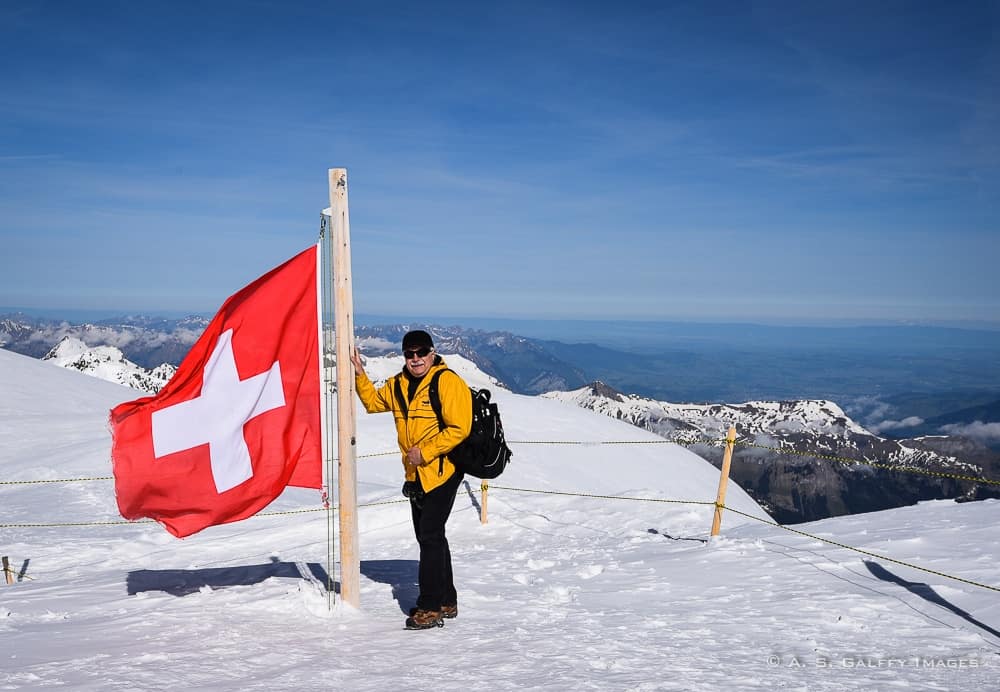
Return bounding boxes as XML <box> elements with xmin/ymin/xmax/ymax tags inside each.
<box><xmin>402</xmin><ymin>329</ymin><xmax>434</xmax><ymax>350</ymax></box>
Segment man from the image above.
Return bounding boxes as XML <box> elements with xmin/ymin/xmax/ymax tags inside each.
<box><xmin>350</xmin><ymin>329</ymin><xmax>472</xmax><ymax>629</ymax></box>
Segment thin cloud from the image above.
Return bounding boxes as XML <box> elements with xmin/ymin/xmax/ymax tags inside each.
<box><xmin>0</xmin><ymin>154</ymin><xmax>61</xmax><ymax>162</ymax></box>
<box><xmin>939</xmin><ymin>421</ymin><xmax>1000</xmax><ymax>445</ymax></box>
<box><xmin>869</xmin><ymin>416</ymin><xmax>925</xmax><ymax>434</ymax></box>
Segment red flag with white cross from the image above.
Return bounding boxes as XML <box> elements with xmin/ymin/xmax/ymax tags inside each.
<box><xmin>110</xmin><ymin>246</ymin><xmax>322</xmax><ymax>538</ymax></box>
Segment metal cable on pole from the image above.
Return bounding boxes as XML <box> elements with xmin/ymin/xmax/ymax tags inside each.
<box><xmin>319</xmin><ymin>211</ymin><xmax>338</xmax><ymax>608</ymax></box>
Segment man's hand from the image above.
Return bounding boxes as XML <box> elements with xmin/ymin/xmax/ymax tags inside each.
<box><xmin>406</xmin><ymin>446</ymin><xmax>425</xmax><ymax>468</ymax></box>
<box><xmin>349</xmin><ymin>348</ymin><xmax>364</xmax><ymax>373</ymax></box>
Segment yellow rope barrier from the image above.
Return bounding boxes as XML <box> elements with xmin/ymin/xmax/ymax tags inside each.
<box><xmin>507</xmin><ymin>439</ymin><xmax>681</xmax><ymax>445</ymax></box>
<box><xmin>505</xmin><ymin>437</ymin><xmax>1000</xmax><ymax>488</ymax></box>
<box><xmin>481</xmin><ymin>486</ymin><xmax>1000</xmax><ymax>596</ymax></box>
<box><xmin>489</xmin><ymin>484</ymin><xmax>716</xmax><ymax>507</ymax></box>
<box><xmin>4</xmin><ymin>480</ymin><xmax>995</xmax><ymax>597</ymax></box>
<box><xmin>0</xmin><ymin>519</ymin><xmax>151</xmax><ymax>528</ymax></box>
<box><xmin>0</xmin><ymin>476</ymin><xmax>115</xmax><ymax>485</ymax></box>
<box><xmin>0</xmin><ymin>497</ymin><xmax>409</xmax><ymax>529</ymax></box>
<box><xmin>5</xmin><ymin>435</ymin><xmax>996</xmax><ymax>488</ymax></box>
<box><xmin>722</xmin><ymin>504</ymin><xmax>1000</xmax><ymax>594</ymax></box>
<box><xmin>733</xmin><ymin>440</ymin><xmax>1000</xmax><ymax>487</ymax></box>
<box><xmin>477</xmin><ymin>486</ymin><xmax>1000</xmax><ymax>596</ymax></box>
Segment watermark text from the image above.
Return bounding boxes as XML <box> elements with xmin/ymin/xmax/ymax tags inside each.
<box><xmin>766</xmin><ymin>654</ymin><xmax>988</xmax><ymax>669</ymax></box>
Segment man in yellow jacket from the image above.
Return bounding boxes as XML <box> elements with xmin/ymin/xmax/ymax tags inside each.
<box><xmin>350</xmin><ymin>329</ymin><xmax>472</xmax><ymax>629</ymax></box>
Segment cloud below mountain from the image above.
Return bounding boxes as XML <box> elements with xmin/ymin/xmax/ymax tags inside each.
<box><xmin>869</xmin><ymin>416</ymin><xmax>925</xmax><ymax>434</ymax></box>
<box><xmin>940</xmin><ymin>421</ymin><xmax>1000</xmax><ymax>446</ymax></box>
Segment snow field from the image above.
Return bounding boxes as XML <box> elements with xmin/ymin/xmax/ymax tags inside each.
<box><xmin>1</xmin><ymin>348</ymin><xmax>998</xmax><ymax>690</ymax></box>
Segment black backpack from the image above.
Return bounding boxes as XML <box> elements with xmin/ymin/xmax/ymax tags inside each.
<box><xmin>394</xmin><ymin>368</ymin><xmax>512</xmax><ymax>479</ymax></box>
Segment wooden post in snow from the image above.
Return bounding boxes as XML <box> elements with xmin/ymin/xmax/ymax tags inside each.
<box><xmin>710</xmin><ymin>426</ymin><xmax>737</xmax><ymax>537</ymax></box>
<box><xmin>2</xmin><ymin>556</ymin><xmax>12</xmax><ymax>585</ymax></box>
<box><xmin>329</xmin><ymin>168</ymin><xmax>360</xmax><ymax>607</ymax></box>
<box><xmin>481</xmin><ymin>481</ymin><xmax>489</xmax><ymax>524</ymax></box>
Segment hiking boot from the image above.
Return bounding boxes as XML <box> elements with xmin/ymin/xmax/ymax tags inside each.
<box><xmin>410</xmin><ymin>604</ymin><xmax>457</xmax><ymax>619</ymax></box>
<box><xmin>405</xmin><ymin>609</ymin><xmax>443</xmax><ymax>630</ymax></box>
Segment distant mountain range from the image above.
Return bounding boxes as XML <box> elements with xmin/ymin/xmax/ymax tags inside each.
<box><xmin>3</xmin><ymin>312</ymin><xmax>999</xmax><ymax>523</ymax></box>
<box><xmin>0</xmin><ymin>313</ymin><xmax>207</xmax><ymax>369</ymax></box>
<box><xmin>545</xmin><ymin>382</ymin><xmax>1000</xmax><ymax>523</ymax></box>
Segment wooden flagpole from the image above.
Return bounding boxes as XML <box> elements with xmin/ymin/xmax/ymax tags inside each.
<box><xmin>329</xmin><ymin>168</ymin><xmax>360</xmax><ymax>607</ymax></box>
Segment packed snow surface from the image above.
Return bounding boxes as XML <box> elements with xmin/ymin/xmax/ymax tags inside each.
<box><xmin>1</xmin><ymin>348</ymin><xmax>998</xmax><ymax>690</ymax></box>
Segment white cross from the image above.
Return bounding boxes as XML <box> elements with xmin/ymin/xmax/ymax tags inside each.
<box><xmin>152</xmin><ymin>329</ymin><xmax>286</xmax><ymax>493</ymax></box>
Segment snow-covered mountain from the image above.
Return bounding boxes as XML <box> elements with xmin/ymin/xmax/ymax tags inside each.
<box><xmin>544</xmin><ymin>381</ymin><xmax>874</xmax><ymax>439</ymax></box>
<box><xmin>3</xmin><ymin>317</ymin><xmax>584</xmax><ymax>395</ymax></box>
<box><xmin>0</xmin><ymin>316</ymin><xmax>37</xmax><ymax>346</ymax></box>
<box><xmin>7</xmin><ymin>314</ymin><xmax>999</xmax><ymax>524</ymax></box>
<box><xmin>0</xmin><ymin>312</ymin><xmax>206</xmax><ymax>368</ymax></box>
<box><xmin>350</xmin><ymin>324</ymin><xmax>588</xmax><ymax>393</ymax></box>
<box><xmin>41</xmin><ymin>336</ymin><xmax>176</xmax><ymax>394</ymax></box>
<box><xmin>2</xmin><ymin>342</ymin><xmax>999</xmax><ymax>690</ymax></box>
<box><xmin>545</xmin><ymin>382</ymin><xmax>1000</xmax><ymax>523</ymax></box>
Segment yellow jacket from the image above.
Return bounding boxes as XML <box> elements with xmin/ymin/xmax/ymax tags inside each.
<box><xmin>355</xmin><ymin>357</ymin><xmax>472</xmax><ymax>492</ymax></box>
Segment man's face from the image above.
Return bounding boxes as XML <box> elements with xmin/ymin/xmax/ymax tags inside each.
<box><xmin>404</xmin><ymin>346</ymin><xmax>434</xmax><ymax>378</ymax></box>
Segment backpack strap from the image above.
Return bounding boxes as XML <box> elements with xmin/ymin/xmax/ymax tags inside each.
<box><xmin>427</xmin><ymin>369</ymin><xmax>449</xmax><ymax>476</ymax></box>
<box><xmin>426</xmin><ymin>369</ymin><xmax>449</xmax><ymax>432</ymax></box>
<box><xmin>393</xmin><ymin>377</ymin><xmax>408</xmax><ymax>419</ymax></box>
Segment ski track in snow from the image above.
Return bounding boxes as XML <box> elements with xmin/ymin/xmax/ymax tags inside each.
<box><xmin>2</xmin><ymin>349</ymin><xmax>999</xmax><ymax>690</ymax></box>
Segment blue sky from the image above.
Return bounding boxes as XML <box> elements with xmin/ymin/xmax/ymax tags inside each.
<box><xmin>1</xmin><ymin>1</ymin><xmax>997</xmax><ymax>325</ymax></box>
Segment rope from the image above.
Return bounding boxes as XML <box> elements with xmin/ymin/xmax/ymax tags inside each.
<box><xmin>0</xmin><ymin>519</ymin><xmax>151</xmax><ymax>528</ymax></box>
<box><xmin>0</xmin><ymin>496</ymin><xmax>409</xmax><ymax>529</ymax></box>
<box><xmin>5</xmin><ymin>480</ymin><xmax>995</xmax><ymax>597</ymax></box>
<box><xmin>722</xmin><ymin>505</ymin><xmax>1000</xmax><ymax>594</ymax></box>
<box><xmin>483</xmin><ymin>486</ymin><xmax>1000</xmax><ymax>596</ymax></box>
<box><xmin>489</xmin><ymin>484</ymin><xmax>716</xmax><ymax>507</ymax></box>
<box><xmin>0</xmin><ymin>486</ymin><xmax>706</xmax><ymax>528</ymax></box>
<box><xmin>478</xmin><ymin>486</ymin><xmax>1000</xmax><ymax>596</ymax></box>
<box><xmin>0</xmin><ymin>476</ymin><xmax>114</xmax><ymax>485</ymax></box>
<box><xmin>7</xmin><ymin>433</ymin><xmax>995</xmax><ymax>488</ymax></box>
<box><xmin>734</xmin><ymin>440</ymin><xmax>1000</xmax><ymax>487</ymax></box>
<box><xmin>507</xmin><ymin>439</ymin><xmax>694</xmax><ymax>446</ymax></box>
<box><xmin>485</xmin><ymin>487</ymin><xmax>1000</xmax><ymax>596</ymax></box>
<box><xmin>1</xmin><ymin>567</ymin><xmax>33</xmax><ymax>582</ymax></box>
<box><xmin>1</xmin><ymin>562</ymin><xmax>27</xmax><ymax>582</ymax></box>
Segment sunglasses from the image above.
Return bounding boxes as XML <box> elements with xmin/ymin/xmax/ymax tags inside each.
<box><xmin>403</xmin><ymin>346</ymin><xmax>432</xmax><ymax>360</ymax></box>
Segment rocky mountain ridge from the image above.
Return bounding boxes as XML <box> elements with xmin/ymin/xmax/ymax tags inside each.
<box><xmin>545</xmin><ymin>381</ymin><xmax>1000</xmax><ymax>522</ymax></box>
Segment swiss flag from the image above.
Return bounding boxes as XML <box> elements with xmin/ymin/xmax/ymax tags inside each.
<box><xmin>110</xmin><ymin>246</ymin><xmax>322</xmax><ymax>538</ymax></box>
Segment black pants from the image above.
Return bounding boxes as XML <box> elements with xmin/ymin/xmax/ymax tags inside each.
<box><xmin>411</xmin><ymin>470</ymin><xmax>463</xmax><ymax>611</ymax></box>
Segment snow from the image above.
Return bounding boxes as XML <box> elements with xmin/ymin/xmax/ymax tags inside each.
<box><xmin>2</xmin><ymin>347</ymin><xmax>999</xmax><ymax>690</ymax></box>
<box><xmin>544</xmin><ymin>386</ymin><xmax>876</xmax><ymax>439</ymax></box>
<box><xmin>41</xmin><ymin>336</ymin><xmax>174</xmax><ymax>393</ymax></box>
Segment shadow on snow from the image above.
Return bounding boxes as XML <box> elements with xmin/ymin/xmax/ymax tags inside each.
<box><xmin>127</xmin><ymin>557</ymin><xmax>333</xmax><ymax>597</ymax></box>
<box><xmin>864</xmin><ymin>560</ymin><xmax>1000</xmax><ymax>639</ymax></box>
<box><xmin>359</xmin><ymin>559</ymin><xmax>419</xmax><ymax>614</ymax></box>
<box><xmin>127</xmin><ymin>556</ymin><xmax>419</xmax><ymax>613</ymax></box>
